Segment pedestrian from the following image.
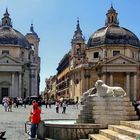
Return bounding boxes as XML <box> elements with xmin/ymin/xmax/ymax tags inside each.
<box><xmin>8</xmin><ymin>97</ymin><xmax>13</xmax><ymax>112</ymax></box>
<box><xmin>2</xmin><ymin>97</ymin><xmax>9</xmax><ymax>112</ymax></box>
<box><xmin>28</xmin><ymin>101</ymin><xmax>41</xmax><ymax>139</ymax></box>
<box><xmin>55</xmin><ymin>101</ymin><xmax>60</xmax><ymax>113</ymax></box>
<box><xmin>23</xmin><ymin>98</ymin><xmax>26</xmax><ymax>108</ymax></box>
<box><xmin>16</xmin><ymin>97</ymin><xmax>19</xmax><ymax>108</ymax></box>
<box><xmin>45</xmin><ymin>99</ymin><xmax>48</xmax><ymax>108</ymax></box>
<box><xmin>74</xmin><ymin>100</ymin><xmax>79</xmax><ymax>109</ymax></box>
<box><xmin>62</xmin><ymin>101</ymin><xmax>67</xmax><ymax>114</ymax></box>
<box><xmin>48</xmin><ymin>99</ymin><xmax>51</xmax><ymax>108</ymax></box>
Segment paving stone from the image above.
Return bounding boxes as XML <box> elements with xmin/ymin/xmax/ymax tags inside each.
<box><xmin>0</xmin><ymin>104</ymin><xmax>82</xmax><ymax>140</ymax></box>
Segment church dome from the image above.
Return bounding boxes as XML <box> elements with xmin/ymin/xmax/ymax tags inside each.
<box><xmin>87</xmin><ymin>25</ymin><xmax>140</xmax><ymax>47</ymax></box>
<box><xmin>87</xmin><ymin>5</ymin><xmax>140</xmax><ymax>48</ymax></box>
<box><xmin>0</xmin><ymin>9</ymin><xmax>30</xmax><ymax>48</ymax></box>
<box><xmin>0</xmin><ymin>26</ymin><xmax>30</xmax><ymax>48</ymax></box>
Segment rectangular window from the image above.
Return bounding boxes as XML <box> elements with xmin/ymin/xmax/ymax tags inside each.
<box><xmin>113</xmin><ymin>51</ymin><xmax>120</xmax><ymax>56</ymax></box>
<box><xmin>2</xmin><ymin>50</ymin><xmax>9</xmax><ymax>54</ymax></box>
<box><xmin>93</xmin><ymin>52</ymin><xmax>99</xmax><ymax>58</ymax></box>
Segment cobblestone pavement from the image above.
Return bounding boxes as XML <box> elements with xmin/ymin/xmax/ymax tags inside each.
<box><xmin>0</xmin><ymin>104</ymin><xmax>82</xmax><ymax>140</ymax></box>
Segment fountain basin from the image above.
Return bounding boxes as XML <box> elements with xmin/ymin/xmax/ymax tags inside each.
<box><xmin>37</xmin><ymin>119</ymin><xmax>106</xmax><ymax>140</ymax></box>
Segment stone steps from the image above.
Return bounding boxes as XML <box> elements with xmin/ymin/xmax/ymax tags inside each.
<box><xmin>89</xmin><ymin>134</ymin><xmax>111</xmax><ymax>140</ymax></box>
<box><xmin>100</xmin><ymin>129</ymin><xmax>135</xmax><ymax>140</ymax></box>
<box><xmin>108</xmin><ymin>125</ymin><xmax>140</xmax><ymax>137</ymax></box>
<box><xmin>89</xmin><ymin>121</ymin><xmax>140</xmax><ymax>140</ymax></box>
<box><xmin>120</xmin><ymin>121</ymin><xmax>140</xmax><ymax>129</ymax></box>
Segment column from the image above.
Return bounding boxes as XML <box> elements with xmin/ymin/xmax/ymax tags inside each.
<box><xmin>11</xmin><ymin>73</ymin><xmax>15</xmax><ymax>96</ymax></box>
<box><xmin>110</xmin><ymin>73</ymin><xmax>113</xmax><ymax>86</ymax></box>
<box><xmin>71</xmin><ymin>74</ymin><xmax>75</xmax><ymax>99</ymax></box>
<box><xmin>19</xmin><ymin>73</ymin><xmax>22</xmax><ymax>97</ymax></box>
<box><xmin>126</xmin><ymin>72</ymin><xmax>130</xmax><ymax>97</ymax></box>
<box><xmin>81</xmin><ymin>70</ymin><xmax>85</xmax><ymax>94</ymax></box>
<box><xmin>133</xmin><ymin>73</ymin><xmax>137</xmax><ymax>100</ymax></box>
<box><xmin>79</xmin><ymin>71</ymin><xmax>82</xmax><ymax>96</ymax></box>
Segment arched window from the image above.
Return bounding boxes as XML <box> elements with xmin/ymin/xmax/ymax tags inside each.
<box><xmin>112</xmin><ymin>16</ymin><xmax>114</xmax><ymax>22</ymax></box>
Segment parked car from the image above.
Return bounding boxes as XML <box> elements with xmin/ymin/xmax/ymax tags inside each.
<box><xmin>25</xmin><ymin>96</ymin><xmax>38</xmax><ymax>105</ymax></box>
<box><xmin>18</xmin><ymin>98</ymin><xmax>23</xmax><ymax>106</ymax></box>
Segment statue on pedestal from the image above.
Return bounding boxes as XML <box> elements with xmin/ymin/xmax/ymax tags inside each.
<box><xmin>95</xmin><ymin>80</ymin><xmax>126</xmax><ymax>97</ymax></box>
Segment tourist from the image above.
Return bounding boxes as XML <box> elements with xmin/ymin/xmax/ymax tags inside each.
<box><xmin>23</xmin><ymin>98</ymin><xmax>26</xmax><ymax>108</ymax></box>
<box><xmin>29</xmin><ymin>101</ymin><xmax>41</xmax><ymax>139</ymax></box>
<box><xmin>48</xmin><ymin>99</ymin><xmax>51</xmax><ymax>108</ymax></box>
<box><xmin>75</xmin><ymin>100</ymin><xmax>79</xmax><ymax>109</ymax></box>
<box><xmin>55</xmin><ymin>100</ymin><xmax>60</xmax><ymax>113</ymax></box>
<box><xmin>62</xmin><ymin>101</ymin><xmax>67</xmax><ymax>114</ymax></box>
<box><xmin>2</xmin><ymin>97</ymin><xmax>9</xmax><ymax>112</ymax></box>
<box><xmin>8</xmin><ymin>97</ymin><xmax>13</xmax><ymax>112</ymax></box>
<box><xmin>15</xmin><ymin>97</ymin><xmax>19</xmax><ymax>108</ymax></box>
<box><xmin>45</xmin><ymin>99</ymin><xmax>48</xmax><ymax>108</ymax></box>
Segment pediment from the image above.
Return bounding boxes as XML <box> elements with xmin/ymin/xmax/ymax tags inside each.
<box><xmin>0</xmin><ymin>54</ymin><xmax>22</xmax><ymax>64</ymax></box>
<box><xmin>106</xmin><ymin>54</ymin><xmax>138</xmax><ymax>65</ymax></box>
<box><xmin>0</xmin><ymin>81</ymin><xmax>11</xmax><ymax>86</ymax></box>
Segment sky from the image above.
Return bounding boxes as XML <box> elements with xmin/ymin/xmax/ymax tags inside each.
<box><xmin>0</xmin><ymin>0</ymin><xmax>140</xmax><ymax>92</ymax></box>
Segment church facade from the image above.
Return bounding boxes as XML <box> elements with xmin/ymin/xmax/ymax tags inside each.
<box><xmin>54</xmin><ymin>5</ymin><xmax>140</xmax><ymax>102</ymax></box>
<box><xmin>0</xmin><ymin>9</ymin><xmax>40</xmax><ymax>102</ymax></box>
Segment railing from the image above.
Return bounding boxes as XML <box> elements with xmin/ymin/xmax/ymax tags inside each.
<box><xmin>25</xmin><ymin>121</ymin><xmax>31</xmax><ymax>136</ymax></box>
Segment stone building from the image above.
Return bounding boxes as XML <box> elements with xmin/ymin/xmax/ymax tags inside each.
<box><xmin>56</xmin><ymin>53</ymin><xmax>70</xmax><ymax>99</ymax></box>
<box><xmin>45</xmin><ymin>75</ymin><xmax>57</xmax><ymax>99</ymax></box>
<box><xmin>85</xmin><ymin>5</ymin><xmax>140</xmax><ymax>101</ymax></box>
<box><xmin>0</xmin><ymin>9</ymin><xmax>40</xmax><ymax>102</ymax></box>
<box><xmin>47</xmin><ymin>5</ymin><xmax>140</xmax><ymax>101</ymax></box>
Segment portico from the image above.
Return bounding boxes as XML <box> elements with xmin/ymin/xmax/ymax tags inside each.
<box><xmin>100</xmin><ymin>59</ymin><xmax>138</xmax><ymax>101</ymax></box>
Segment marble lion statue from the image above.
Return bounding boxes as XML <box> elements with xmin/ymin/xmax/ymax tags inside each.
<box><xmin>80</xmin><ymin>87</ymin><xmax>97</xmax><ymax>103</ymax></box>
<box><xmin>95</xmin><ymin>80</ymin><xmax>126</xmax><ymax>97</ymax></box>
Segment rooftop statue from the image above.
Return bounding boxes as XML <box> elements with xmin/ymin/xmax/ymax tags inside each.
<box><xmin>95</xmin><ymin>80</ymin><xmax>126</xmax><ymax>97</ymax></box>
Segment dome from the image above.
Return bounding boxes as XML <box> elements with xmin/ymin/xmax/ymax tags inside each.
<box><xmin>87</xmin><ymin>5</ymin><xmax>140</xmax><ymax>48</ymax></box>
<box><xmin>87</xmin><ymin>25</ymin><xmax>140</xmax><ymax>48</ymax></box>
<box><xmin>0</xmin><ymin>26</ymin><xmax>30</xmax><ymax>48</ymax></box>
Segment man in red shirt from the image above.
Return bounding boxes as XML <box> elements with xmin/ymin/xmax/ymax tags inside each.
<box><xmin>30</xmin><ymin>101</ymin><xmax>41</xmax><ymax>139</ymax></box>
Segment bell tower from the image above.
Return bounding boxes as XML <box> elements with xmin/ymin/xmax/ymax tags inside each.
<box><xmin>70</xmin><ymin>18</ymin><xmax>86</xmax><ymax>69</ymax></box>
<box><xmin>1</xmin><ymin>8</ymin><xmax>12</xmax><ymax>27</ymax></box>
<box><xmin>26</xmin><ymin>24</ymin><xmax>40</xmax><ymax>96</ymax></box>
<box><xmin>105</xmin><ymin>4</ymin><xmax>119</xmax><ymax>26</ymax></box>
<box><xmin>26</xmin><ymin>24</ymin><xmax>40</xmax><ymax>57</ymax></box>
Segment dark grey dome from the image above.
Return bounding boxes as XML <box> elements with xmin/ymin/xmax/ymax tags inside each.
<box><xmin>0</xmin><ymin>26</ymin><xmax>30</xmax><ymax>48</ymax></box>
<box><xmin>87</xmin><ymin>25</ymin><xmax>140</xmax><ymax>48</ymax></box>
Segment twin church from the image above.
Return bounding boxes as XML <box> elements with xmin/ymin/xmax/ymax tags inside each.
<box><xmin>0</xmin><ymin>9</ymin><xmax>40</xmax><ymax>102</ymax></box>
<box><xmin>0</xmin><ymin>5</ymin><xmax>140</xmax><ymax>102</ymax></box>
<box><xmin>52</xmin><ymin>5</ymin><xmax>140</xmax><ymax>102</ymax></box>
